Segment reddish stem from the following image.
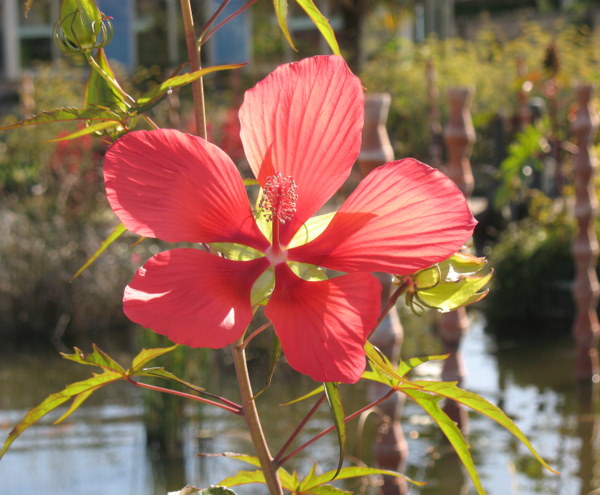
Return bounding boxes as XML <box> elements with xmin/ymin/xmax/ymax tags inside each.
<box><xmin>126</xmin><ymin>377</ymin><xmax>242</xmax><ymax>415</ymax></box>
<box><xmin>201</xmin><ymin>0</ymin><xmax>259</xmax><ymax>45</ymax></box>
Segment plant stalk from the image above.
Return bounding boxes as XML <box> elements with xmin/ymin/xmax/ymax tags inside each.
<box><xmin>179</xmin><ymin>0</ymin><xmax>207</xmax><ymax>139</ymax></box>
<box><xmin>231</xmin><ymin>339</ymin><xmax>284</xmax><ymax>495</ymax></box>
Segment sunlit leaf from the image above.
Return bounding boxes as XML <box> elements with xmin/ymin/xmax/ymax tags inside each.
<box><xmin>272</xmin><ymin>0</ymin><xmax>296</xmax><ymax>51</ymax></box>
<box><xmin>445</xmin><ymin>252</ymin><xmax>488</xmax><ymax>276</ymax></box>
<box><xmin>71</xmin><ymin>223</ymin><xmax>127</xmax><ymax>280</ymax></box>
<box><xmin>61</xmin><ymin>344</ymin><xmax>126</xmax><ymax>374</ymax></box>
<box><xmin>250</xmin><ymin>267</ymin><xmax>275</xmax><ymax>306</ymax></box>
<box><xmin>414</xmin><ymin>265</ymin><xmax>440</xmax><ymax>290</ymax></box>
<box><xmin>136</xmin><ymin>65</ymin><xmax>245</xmax><ymax>106</ymax></box>
<box><xmin>214</xmin><ymin>453</ymin><xmax>295</xmax><ymax>489</ymax></box>
<box><xmin>302</xmin><ymin>465</ymin><xmax>425</xmax><ymax>491</ymax></box>
<box><xmin>411</xmin><ymin>380</ymin><xmax>558</xmax><ymax>475</ymax></box>
<box><xmin>294</xmin><ymin>0</ymin><xmax>341</xmax><ymax>55</ymax></box>
<box><xmin>45</xmin><ymin>120</ymin><xmax>120</xmax><ymax>141</ymax></box>
<box><xmin>0</xmin><ymin>107</ymin><xmax>122</xmax><ymax>131</ymax></box>
<box><xmin>0</xmin><ymin>370</ymin><xmax>122</xmax><ymax>459</ymax></box>
<box><xmin>280</xmin><ymin>385</ymin><xmax>324</xmax><ymax>406</ymax></box>
<box><xmin>402</xmin><ymin>388</ymin><xmax>485</xmax><ymax>495</ymax></box>
<box><xmin>212</xmin><ymin>242</ymin><xmax>262</xmax><ymax>261</ymax></box>
<box><xmin>289</xmin><ymin>262</ymin><xmax>327</xmax><ymax>282</ymax></box>
<box><xmin>396</xmin><ymin>354</ymin><xmax>449</xmax><ymax>378</ymax></box>
<box><xmin>136</xmin><ymin>368</ymin><xmax>206</xmax><ymax>394</ymax></box>
<box><xmin>324</xmin><ymin>382</ymin><xmax>346</xmax><ymax>479</ymax></box>
<box><xmin>305</xmin><ymin>486</ymin><xmax>351</xmax><ymax>495</ymax></box>
<box><xmin>129</xmin><ymin>344</ymin><xmax>179</xmax><ymax>373</ymax></box>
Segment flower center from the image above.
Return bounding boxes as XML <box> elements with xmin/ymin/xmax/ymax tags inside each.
<box><xmin>260</xmin><ymin>172</ymin><xmax>298</xmax><ymax>224</ymax></box>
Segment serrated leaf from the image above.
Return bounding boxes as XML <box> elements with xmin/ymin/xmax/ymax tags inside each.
<box><xmin>411</xmin><ymin>380</ymin><xmax>558</xmax><ymax>475</ymax></box>
<box><xmin>417</xmin><ymin>271</ymin><xmax>493</xmax><ymax>313</ymax></box>
<box><xmin>129</xmin><ymin>344</ymin><xmax>179</xmax><ymax>373</ymax></box>
<box><xmin>72</xmin><ymin>223</ymin><xmax>127</xmax><ymax>280</ymax></box>
<box><xmin>0</xmin><ymin>107</ymin><xmax>122</xmax><ymax>131</ymax></box>
<box><xmin>136</xmin><ymin>65</ymin><xmax>244</xmax><ymax>106</ymax></box>
<box><xmin>396</xmin><ymin>354</ymin><xmax>449</xmax><ymax>378</ymax></box>
<box><xmin>280</xmin><ymin>385</ymin><xmax>324</xmax><ymax>406</ymax></box>
<box><xmin>0</xmin><ymin>370</ymin><xmax>122</xmax><ymax>459</ymax></box>
<box><xmin>306</xmin><ymin>485</ymin><xmax>351</xmax><ymax>494</ymax></box>
<box><xmin>324</xmin><ymin>382</ymin><xmax>345</xmax><ymax>480</ymax></box>
<box><xmin>217</xmin><ymin>470</ymin><xmax>266</xmax><ymax>488</ymax></box>
<box><xmin>402</xmin><ymin>388</ymin><xmax>485</xmax><ymax>495</ymax></box>
<box><xmin>273</xmin><ymin>0</ymin><xmax>296</xmax><ymax>51</ymax></box>
<box><xmin>61</xmin><ymin>344</ymin><xmax>126</xmax><ymax>374</ymax></box>
<box><xmin>215</xmin><ymin>453</ymin><xmax>295</xmax><ymax>490</ymax></box>
<box><xmin>294</xmin><ymin>0</ymin><xmax>341</xmax><ymax>55</ymax></box>
<box><xmin>45</xmin><ymin>120</ymin><xmax>120</xmax><ymax>141</ymax></box>
<box><xmin>303</xmin><ymin>466</ymin><xmax>425</xmax><ymax>491</ymax></box>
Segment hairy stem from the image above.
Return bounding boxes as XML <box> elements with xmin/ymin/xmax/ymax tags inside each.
<box><xmin>231</xmin><ymin>339</ymin><xmax>284</xmax><ymax>495</ymax></box>
<box><xmin>179</xmin><ymin>0</ymin><xmax>207</xmax><ymax>139</ymax></box>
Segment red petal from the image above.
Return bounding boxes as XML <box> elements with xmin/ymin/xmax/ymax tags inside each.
<box><xmin>239</xmin><ymin>55</ymin><xmax>364</xmax><ymax>245</ymax></box>
<box><xmin>104</xmin><ymin>129</ymin><xmax>268</xmax><ymax>251</ymax></box>
<box><xmin>124</xmin><ymin>249</ymin><xmax>269</xmax><ymax>348</ymax></box>
<box><xmin>265</xmin><ymin>264</ymin><xmax>381</xmax><ymax>383</ymax></box>
<box><xmin>289</xmin><ymin>158</ymin><xmax>477</xmax><ymax>274</ymax></box>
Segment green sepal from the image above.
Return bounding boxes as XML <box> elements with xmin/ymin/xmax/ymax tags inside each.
<box><xmin>59</xmin><ymin>0</ymin><xmax>103</xmax><ymax>50</ymax></box>
<box><xmin>86</xmin><ymin>48</ymin><xmax>130</xmax><ymax>113</ymax></box>
<box><xmin>212</xmin><ymin>242</ymin><xmax>262</xmax><ymax>261</ymax></box>
<box><xmin>324</xmin><ymin>382</ymin><xmax>346</xmax><ymax>480</ymax></box>
<box><xmin>416</xmin><ymin>270</ymin><xmax>493</xmax><ymax>313</ymax></box>
<box><xmin>250</xmin><ymin>268</ymin><xmax>275</xmax><ymax>306</ymax></box>
<box><xmin>289</xmin><ymin>211</ymin><xmax>336</xmax><ymax>248</ymax></box>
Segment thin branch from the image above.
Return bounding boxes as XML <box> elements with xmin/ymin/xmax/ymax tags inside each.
<box><xmin>273</xmin><ymin>393</ymin><xmax>326</xmax><ymax>465</ymax></box>
<box><xmin>126</xmin><ymin>377</ymin><xmax>242</xmax><ymax>415</ymax></box>
<box><xmin>201</xmin><ymin>0</ymin><xmax>259</xmax><ymax>45</ymax></box>
<box><xmin>275</xmin><ymin>389</ymin><xmax>396</xmax><ymax>468</ymax></box>
<box><xmin>179</xmin><ymin>0</ymin><xmax>207</xmax><ymax>138</ymax></box>
<box><xmin>198</xmin><ymin>0</ymin><xmax>230</xmax><ymax>43</ymax></box>
<box><xmin>241</xmin><ymin>322</ymin><xmax>273</xmax><ymax>350</ymax></box>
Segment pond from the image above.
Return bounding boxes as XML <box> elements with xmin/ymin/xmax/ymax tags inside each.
<box><xmin>0</xmin><ymin>313</ymin><xmax>599</xmax><ymax>495</ymax></box>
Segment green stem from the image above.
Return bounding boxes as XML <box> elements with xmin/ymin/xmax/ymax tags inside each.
<box><xmin>231</xmin><ymin>339</ymin><xmax>284</xmax><ymax>495</ymax></box>
<box><xmin>179</xmin><ymin>0</ymin><xmax>207</xmax><ymax>139</ymax></box>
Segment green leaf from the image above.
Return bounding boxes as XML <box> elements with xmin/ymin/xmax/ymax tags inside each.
<box><xmin>179</xmin><ymin>487</ymin><xmax>236</xmax><ymax>495</ymax></box>
<box><xmin>402</xmin><ymin>388</ymin><xmax>485</xmax><ymax>495</ymax></box>
<box><xmin>129</xmin><ymin>344</ymin><xmax>179</xmax><ymax>373</ymax></box>
<box><xmin>417</xmin><ymin>270</ymin><xmax>492</xmax><ymax>312</ymax></box>
<box><xmin>61</xmin><ymin>344</ymin><xmax>126</xmax><ymax>374</ymax></box>
<box><xmin>396</xmin><ymin>354</ymin><xmax>449</xmax><ymax>378</ymax></box>
<box><xmin>0</xmin><ymin>107</ymin><xmax>122</xmax><ymax>131</ymax></box>
<box><xmin>46</xmin><ymin>120</ymin><xmax>120</xmax><ymax>141</ymax></box>
<box><xmin>364</xmin><ymin>342</ymin><xmax>413</xmax><ymax>386</ymax></box>
<box><xmin>71</xmin><ymin>223</ymin><xmax>127</xmax><ymax>280</ymax></box>
<box><xmin>305</xmin><ymin>486</ymin><xmax>351</xmax><ymax>495</ymax></box>
<box><xmin>0</xmin><ymin>370</ymin><xmax>122</xmax><ymax>459</ymax></box>
<box><xmin>217</xmin><ymin>470</ymin><xmax>266</xmax><ymax>488</ymax></box>
<box><xmin>289</xmin><ymin>262</ymin><xmax>327</xmax><ymax>282</ymax></box>
<box><xmin>136</xmin><ymin>65</ymin><xmax>244</xmax><ymax>106</ymax></box>
<box><xmin>302</xmin><ymin>466</ymin><xmax>425</xmax><ymax>491</ymax></box>
<box><xmin>250</xmin><ymin>267</ymin><xmax>275</xmax><ymax>306</ymax></box>
<box><xmin>294</xmin><ymin>0</ymin><xmax>341</xmax><ymax>55</ymax></box>
<box><xmin>411</xmin><ymin>380</ymin><xmax>558</xmax><ymax>475</ymax></box>
<box><xmin>280</xmin><ymin>385</ymin><xmax>324</xmax><ymax>406</ymax></box>
<box><xmin>272</xmin><ymin>0</ymin><xmax>296</xmax><ymax>51</ymax></box>
<box><xmin>324</xmin><ymin>382</ymin><xmax>346</xmax><ymax>480</ymax></box>
<box><xmin>214</xmin><ymin>453</ymin><xmax>295</xmax><ymax>490</ymax></box>
<box><xmin>212</xmin><ymin>242</ymin><xmax>262</xmax><ymax>261</ymax></box>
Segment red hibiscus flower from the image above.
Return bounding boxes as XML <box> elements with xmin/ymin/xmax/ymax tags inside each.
<box><xmin>103</xmin><ymin>55</ymin><xmax>476</xmax><ymax>383</ymax></box>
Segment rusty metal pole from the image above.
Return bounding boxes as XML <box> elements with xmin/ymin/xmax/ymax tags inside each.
<box><xmin>440</xmin><ymin>87</ymin><xmax>475</xmax><ymax>433</ymax></box>
<box><xmin>359</xmin><ymin>93</ymin><xmax>408</xmax><ymax>495</ymax></box>
<box><xmin>571</xmin><ymin>84</ymin><xmax>600</xmax><ymax>383</ymax></box>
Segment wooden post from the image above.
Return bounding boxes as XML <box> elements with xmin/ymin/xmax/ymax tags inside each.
<box><xmin>571</xmin><ymin>84</ymin><xmax>600</xmax><ymax>382</ymax></box>
<box><xmin>440</xmin><ymin>87</ymin><xmax>475</xmax><ymax>432</ymax></box>
<box><xmin>359</xmin><ymin>93</ymin><xmax>407</xmax><ymax>495</ymax></box>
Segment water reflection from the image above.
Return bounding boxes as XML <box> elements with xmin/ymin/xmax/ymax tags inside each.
<box><xmin>0</xmin><ymin>314</ymin><xmax>599</xmax><ymax>495</ymax></box>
